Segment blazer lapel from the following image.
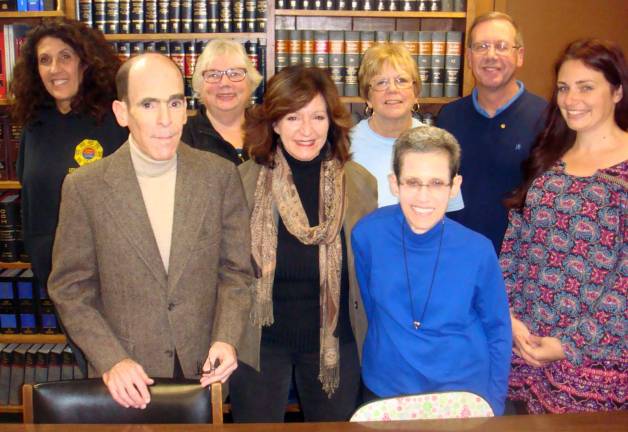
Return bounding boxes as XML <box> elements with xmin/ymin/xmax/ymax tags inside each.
<box><xmin>103</xmin><ymin>143</ymin><xmax>168</xmax><ymax>289</ymax></box>
<box><xmin>167</xmin><ymin>144</ymin><xmax>209</xmax><ymax>291</ymax></box>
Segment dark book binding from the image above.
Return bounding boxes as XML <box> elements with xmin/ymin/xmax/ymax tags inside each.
<box><xmin>78</xmin><ymin>0</ymin><xmax>93</xmax><ymax>27</ymax></box>
<box><xmin>119</xmin><ymin>0</ymin><xmax>131</xmax><ymax>34</ymax></box>
<box><xmin>313</xmin><ymin>30</ymin><xmax>329</xmax><ymax>69</ymax></box>
<box><xmin>220</xmin><ymin>0</ymin><xmax>233</xmax><ymax>33</ymax></box>
<box><xmin>275</xmin><ymin>29</ymin><xmax>288</xmax><ymax>72</ymax></box>
<box><xmin>288</xmin><ymin>30</ymin><xmax>302</xmax><ymax>66</ymax></box>
<box><xmin>158</xmin><ymin>0</ymin><xmax>170</xmax><ymax>33</ymax></box>
<box><xmin>130</xmin><ymin>0</ymin><xmax>144</xmax><ymax>33</ymax></box>
<box><xmin>233</xmin><ymin>0</ymin><xmax>245</xmax><ymax>33</ymax></box>
<box><xmin>245</xmin><ymin>0</ymin><xmax>257</xmax><ymax>32</ymax></box>
<box><xmin>256</xmin><ymin>0</ymin><xmax>267</xmax><ymax>32</ymax></box>
<box><xmin>93</xmin><ymin>0</ymin><xmax>106</xmax><ymax>33</ymax></box>
<box><xmin>180</xmin><ymin>0</ymin><xmax>193</xmax><ymax>33</ymax></box>
<box><xmin>344</xmin><ymin>31</ymin><xmax>359</xmax><ymax>97</ymax></box>
<box><xmin>169</xmin><ymin>0</ymin><xmax>181</xmax><ymax>33</ymax></box>
<box><xmin>192</xmin><ymin>0</ymin><xmax>208</xmax><ymax>33</ymax></box>
<box><xmin>105</xmin><ymin>0</ymin><xmax>119</xmax><ymax>34</ymax></box>
<box><xmin>208</xmin><ymin>0</ymin><xmax>219</xmax><ymax>33</ymax></box>
<box><xmin>145</xmin><ymin>0</ymin><xmax>158</xmax><ymax>33</ymax></box>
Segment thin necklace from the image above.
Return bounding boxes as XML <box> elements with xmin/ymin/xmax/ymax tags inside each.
<box><xmin>402</xmin><ymin>219</ymin><xmax>445</xmax><ymax>330</ymax></box>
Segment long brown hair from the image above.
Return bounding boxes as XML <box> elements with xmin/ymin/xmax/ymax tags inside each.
<box><xmin>505</xmin><ymin>38</ymin><xmax>628</xmax><ymax>209</ymax></box>
<box><xmin>244</xmin><ymin>65</ymin><xmax>352</xmax><ymax>167</ymax></box>
<box><xmin>10</xmin><ymin>18</ymin><xmax>121</xmax><ymax>124</ymax></box>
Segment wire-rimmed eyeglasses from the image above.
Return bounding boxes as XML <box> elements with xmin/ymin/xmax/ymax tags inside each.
<box><xmin>470</xmin><ymin>41</ymin><xmax>521</xmax><ymax>55</ymax></box>
<box><xmin>201</xmin><ymin>68</ymin><xmax>247</xmax><ymax>84</ymax></box>
<box><xmin>398</xmin><ymin>178</ymin><xmax>452</xmax><ymax>194</ymax></box>
<box><xmin>369</xmin><ymin>76</ymin><xmax>415</xmax><ymax>92</ymax></box>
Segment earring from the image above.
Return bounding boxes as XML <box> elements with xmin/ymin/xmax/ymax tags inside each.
<box><xmin>363</xmin><ymin>104</ymin><xmax>373</xmax><ymax>118</ymax></box>
<box><xmin>411</xmin><ymin>102</ymin><xmax>420</xmax><ymax>114</ymax></box>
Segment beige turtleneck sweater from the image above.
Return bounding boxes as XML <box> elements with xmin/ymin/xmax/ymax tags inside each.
<box><xmin>129</xmin><ymin>137</ymin><xmax>177</xmax><ymax>273</ymax></box>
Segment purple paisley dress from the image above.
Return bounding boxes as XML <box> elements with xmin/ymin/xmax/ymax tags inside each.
<box><xmin>500</xmin><ymin>160</ymin><xmax>627</xmax><ymax>413</ymax></box>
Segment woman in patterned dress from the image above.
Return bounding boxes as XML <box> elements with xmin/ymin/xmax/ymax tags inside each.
<box><xmin>500</xmin><ymin>39</ymin><xmax>627</xmax><ymax>413</ymax></box>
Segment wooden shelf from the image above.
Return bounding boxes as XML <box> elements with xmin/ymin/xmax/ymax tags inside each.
<box><xmin>0</xmin><ymin>404</ymin><xmax>22</xmax><ymax>413</ymax></box>
<box><xmin>0</xmin><ymin>261</ymin><xmax>30</xmax><ymax>269</ymax></box>
<box><xmin>0</xmin><ymin>99</ymin><xmax>13</xmax><ymax>106</ymax></box>
<box><xmin>0</xmin><ymin>180</ymin><xmax>21</xmax><ymax>189</ymax></box>
<box><xmin>341</xmin><ymin>96</ymin><xmax>458</xmax><ymax>104</ymax></box>
<box><xmin>0</xmin><ymin>10</ymin><xmax>64</xmax><ymax>18</ymax></box>
<box><xmin>0</xmin><ymin>333</ymin><xmax>66</xmax><ymax>344</ymax></box>
<box><xmin>275</xmin><ymin>10</ymin><xmax>466</xmax><ymax>18</ymax></box>
<box><xmin>104</xmin><ymin>32</ymin><xmax>267</xmax><ymax>42</ymax></box>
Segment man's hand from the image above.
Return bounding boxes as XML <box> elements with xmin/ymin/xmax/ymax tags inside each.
<box><xmin>102</xmin><ymin>358</ymin><xmax>154</xmax><ymax>409</ymax></box>
<box><xmin>199</xmin><ymin>342</ymin><xmax>237</xmax><ymax>388</ymax></box>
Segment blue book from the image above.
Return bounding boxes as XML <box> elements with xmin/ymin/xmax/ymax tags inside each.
<box><xmin>26</xmin><ymin>0</ymin><xmax>40</xmax><ymax>10</ymax></box>
<box><xmin>17</xmin><ymin>0</ymin><xmax>27</xmax><ymax>11</ymax></box>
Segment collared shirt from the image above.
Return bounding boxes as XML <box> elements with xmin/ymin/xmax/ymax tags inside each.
<box><xmin>472</xmin><ymin>80</ymin><xmax>525</xmax><ymax>118</ymax></box>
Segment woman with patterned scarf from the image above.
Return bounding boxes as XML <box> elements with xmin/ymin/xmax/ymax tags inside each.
<box><xmin>229</xmin><ymin>65</ymin><xmax>377</xmax><ymax>422</ymax></box>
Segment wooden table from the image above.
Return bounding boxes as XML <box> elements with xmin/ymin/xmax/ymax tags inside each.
<box><xmin>2</xmin><ymin>412</ymin><xmax>627</xmax><ymax>431</ymax></box>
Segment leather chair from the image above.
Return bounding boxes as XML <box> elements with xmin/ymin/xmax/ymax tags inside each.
<box><xmin>22</xmin><ymin>379</ymin><xmax>223</xmax><ymax>424</ymax></box>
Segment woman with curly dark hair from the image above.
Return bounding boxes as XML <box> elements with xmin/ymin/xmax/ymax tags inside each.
<box><xmin>12</xmin><ymin>18</ymin><xmax>126</xmax><ymax>314</ymax></box>
<box><xmin>500</xmin><ymin>39</ymin><xmax>627</xmax><ymax>413</ymax></box>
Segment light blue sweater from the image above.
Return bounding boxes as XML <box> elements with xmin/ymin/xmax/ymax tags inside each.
<box><xmin>351</xmin><ymin>205</ymin><xmax>512</xmax><ymax>415</ymax></box>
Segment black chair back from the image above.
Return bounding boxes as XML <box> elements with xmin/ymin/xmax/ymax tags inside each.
<box><xmin>23</xmin><ymin>378</ymin><xmax>221</xmax><ymax>424</ymax></box>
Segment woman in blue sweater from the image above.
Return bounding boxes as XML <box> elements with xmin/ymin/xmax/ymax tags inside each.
<box><xmin>351</xmin><ymin>126</ymin><xmax>512</xmax><ymax>415</ymax></box>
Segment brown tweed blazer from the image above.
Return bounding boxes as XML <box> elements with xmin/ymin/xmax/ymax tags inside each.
<box><xmin>48</xmin><ymin>142</ymin><xmax>254</xmax><ymax>379</ymax></box>
<box><xmin>237</xmin><ymin>159</ymin><xmax>378</xmax><ymax>370</ymax></box>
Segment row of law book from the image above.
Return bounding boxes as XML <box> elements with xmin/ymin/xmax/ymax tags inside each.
<box><xmin>0</xmin><ymin>192</ymin><xmax>28</xmax><ymax>265</ymax></box>
<box><xmin>112</xmin><ymin>38</ymin><xmax>267</xmax><ymax>109</ymax></box>
<box><xmin>1</xmin><ymin>269</ymin><xmax>59</xmax><ymax>335</ymax></box>
<box><xmin>0</xmin><ymin>116</ymin><xmax>22</xmax><ymax>181</ymax></box>
<box><xmin>275</xmin><ymin>0</ymin><xmax>465</xmax><ymax>11</ymax></box>
<box><xmin>1</xmin><ymin>24</ymin><xmax>31</xmax><ymax>95</ymax></box>
<box><xmin>0</xmin><ymin>343</ymin><xmax>83</xmax><ymax>405</ymax></box>
<box><xmin>276</xmin><ymin>29</ymin><xmax>463</xmax><ymax>97</ymax></box>
<box><xmin>0</xmin><ymin>0</ymin><xmax>55</xmax><ymax>11</ymax></box>
<box><xmin>78</xmin><ymin>0</ymin><xmax>268</xmax><ymax>35</ymax></box>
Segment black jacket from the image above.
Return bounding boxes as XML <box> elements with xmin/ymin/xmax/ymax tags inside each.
<box><xmin>181</xmin><ymin>105</ymin><xmax>247</xmax><ymax>165</ymax></box>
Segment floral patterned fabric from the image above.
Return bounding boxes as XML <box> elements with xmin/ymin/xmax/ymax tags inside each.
<box><xmin>500</xmin><ymin>160</ymin><xmax>627</xmax><ymax>413</ymax></box>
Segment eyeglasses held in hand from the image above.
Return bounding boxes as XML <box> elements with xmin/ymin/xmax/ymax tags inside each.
<box><xmin>369</xmin><ymin>76</ymin><xmax>415</xmax><ymax>92</ymax></box>
<box><xmin>470</xmin><ymin>41</ymin><xmax>521</xmax><ymax>55</ymax></box>
<box><xmin>399</xmin><ymin>178</ymin><xmax>452</xmax><ymax>193</ymax></box>
<box><xmin>196</xmin><ymin>359</ymin><xmax>221</xmax><ymax>377</ymax></box>
<box><xmin>202</xmin><ymin>68</ymin><xmax>247</xmax><ymax>84</ymax></box>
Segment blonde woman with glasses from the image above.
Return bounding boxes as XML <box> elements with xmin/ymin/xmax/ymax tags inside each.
<box><xmin>182</xmin><ymin>39</ymin><xmax>262</xmax><ymax>164</ymax></box>
<box><xmin>351</xmin><ymin>43</ymin><xmax>463</xmax><ymax>211</ymax></box>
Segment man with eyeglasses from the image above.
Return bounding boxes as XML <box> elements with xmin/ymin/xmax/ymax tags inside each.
<box><xmin>352</xmin><ymin>126</ymin><xmax>511</xmax><ymax>415</ymax></box>
<box><xmin>49</xmin><ymin>53</ymin><xmax>254</xmax><ymax>409</ymax></box>
<box><xmin>437</xmin><ymin>11</ymin><xmax>546</xmax><ymax>253</ymax></box>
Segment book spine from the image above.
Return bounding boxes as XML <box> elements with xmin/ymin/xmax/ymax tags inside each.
<box><xmin>328</xmin><ymin>30</ymin><xmax>344</xmax><ymax>95</ymax></box>
<box><xmin>145</xmin><ymin>0</ymin><xmax>158</xmax><ymax>33</ymax></box>
<box><xmin>144</xmin><ymin>42</ymin><xmax>157</xmax><ymax>52</ymax></box>
<box><xmin>169</xmin><ymin>0</ymin><xmax>181</xmax><ymax>33</ymax></box>
<box><xmin>418</xmin><ymin>0</ymin><xmax>427</xmax><ymax>11</ymax></box>
<box><xmin>193</xmin><ymin>0</ymin><xmax>208</xmax><ymax>33</ymax></box>
<box><xmin>220</xmin><ymin>0</ymin><xmax>233</xmax><ymax>32</ymax></box>
<box><xmin>375</xmin><ymin>30</ymin><xmax>388</xmax><ymax>44</ymax></box>
<box><xmin>301</xmin><ymin>29</ymin><xmax>314</xmax><ymax>68</ymax></box>
<box><xmin>389</xmin><ymin>31</ymin><xmax>404</xmax><ymax>46</ymax></box>
<box><xmin>158</xmin><ymin>0</ymin><xmax>169</xmax><ymax>33</ymax></box>
<box><xmin>130</xmin><ymin>0</ymin><xmax>144</xmax><ymax>34</ymax></box>
<box><xmin>428</xmin><ymin>0</ymin><xmax>441</xmax><ymax>11</ymax></box>
<box><xmin>78</xmin><ymin>0</ymin><xmax>93</xmax><ymax>27</ymax></box>
<box><xmin>119</xmin><ymin>0</ymin><xmax>131</xmax><ymax>34</ymax></box>
<box><xmin>454</xmin><ymin>0</ymin><xmax>465</xmax><ymax>11</ymax></box>
<box><xmin>441</xmin><ymin>0</ymin><xmax>452</xmax><ymax>10</ymax></box>
<box><xmin>105</xmin><ymin>0</ymin><xmax>119</xmax><ymax>34</ymax></box>
<box><xmin>130</xmin><ymin>41</ymin><xmax>144</xmax><ymax>56</ymax></box>
<box><xmin>208</xmin><ymin>0</ymin><xmax>219</xmax><ymax>33</ymax></box>
<box><xmin>245</xmin><ymin>0</ymin><xmax>257</xmax><ymax>33</ymax></box>
<box><xmin>256</xmin><ymin>0</ymin><xmax>267</xmax><ymax>32</ymax></box>
<box><xmin>430</xmin><ymin>31</ymin><xmax>445</xmax><ymax>97</ymax></box>
<box><xmin>401</xmin><ymin>0</ymin><xmax>416</xmax><ymax>11</ymax></box>
<box><xmin>170</xmin><ymin>41</ymin><xmax>185</xmax><ymax>77</ymax></box>
<box><xmin>8</xmin><ymin>345</ymin><xmax>26</xmax><ymax>404</ymax></box>
<box><xmin>245</xmin><ymin>40</ymin><xmax>259</xmax><ymax>104</ymax></box>
<box><xmin>275</xmin><ymin>29</ymin><xmax>288</xmax><ymax>72</ymax></box>
<box><xmin>156</xmin><ymin>41</ymin><xmax>170</xmax><ymax>55</ymax></box>
<box><xmin>256</xmin><ymin>38</ymin><xmax>266</xmax><ymax>102</ymax></box>
<box><xmin>184</xmin><ymin>41</ymin><xmax>197</xmax><ymax>110</ymax></box>
<box><xmin>17</xmin><ymin>275</ymin><xmax>36</xmax><ymax>334</ymax></box>
<box><xmin>233</xmin><ymin>0</ymin><xmax>245</xmax><ymax>33</ymax></box>
<box><xmin>313</xmin><ymin>30</ymin><xmax>329</xmax><ymax>70</ymax></box>
<box><xmin>418</xmin><ymin>31</ymin><xmax>432</xmax><ymax>97</ymax></box>
<box><xmin>344</xmin><ymin>31</ymin><xmax>359</xmax><ymax>97</ymax></box>
<box><xmin>444</xmin><ymin>30</ymin><xmax>462</xmax><ymax>97</ymax></box>
<box><xmin>116</xmin><ymin>42</ymin><xmax>131</xmax><ymax>63</ymax></box>
<box><xmin>403</xmin><ymin>31</ymin><xmax>419</xmax><ymax>67</ymax></box>
<box><xmin>93</xmin><ymin>0</ymin><xmax>106</xmax><ymax>33</ymax></box>
<box><xmin>288</xmin><ymin>30</ymin><xmax>302</xmax><ymax>66</ymax></box>
<box><xmin>276</xmin><ymin>0</ymin><xmax>286</xmax><ymax>9</ymax></box>
<box><xmin>180</xmin><ymin>0</ymin><xmax>193</xmax><ymax>33</ymax></box>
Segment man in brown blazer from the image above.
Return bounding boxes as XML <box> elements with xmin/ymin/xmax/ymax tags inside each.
<box><xmin>48</xmin><ymin>53</ymin><xmax>253</xmax><ymax>409</ymax></box>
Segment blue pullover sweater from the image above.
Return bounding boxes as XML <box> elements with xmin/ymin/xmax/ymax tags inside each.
<box><xmin>437</xmin><ymin>90</ymin><xmax>546</xmax><ymax>252</ymax></box>
<box><xmin>351</xmin><ymin>206</ymin><xmax>512</xmax><ymax>415</ymax></box>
